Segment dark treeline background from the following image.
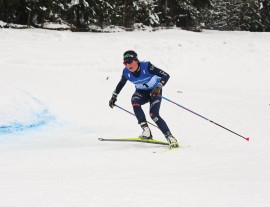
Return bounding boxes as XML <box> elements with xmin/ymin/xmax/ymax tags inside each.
<box><xmin>0</xmin><ymin>0</ymin><xmax>269</xmax><ymax>31</ymax></box>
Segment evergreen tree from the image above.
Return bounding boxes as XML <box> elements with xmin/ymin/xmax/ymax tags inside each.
<box><xmin>67</xmin><ymin>0</ymin><xmax>95</xmax><ymax>28</ymax></box>
<box><xmin>156</xmin><ymin>0</ymin><xmax>196</xmax><ymax>27</ymax></box>
<box><xmin>203</xmin><ymin>0</ymin><xmax>263</xmax><ymax>31</ymax></box>
<box><xmin>226</xmin><ymin>0</ymin><xmax>243</xmax><ymax>30</ymax></box>
<box><xmin>0</xmin><ymin>0</ymin><xmax>268</xmax><ymax>32</ymax></box>
<box><xmin>110</xmin><ymin>0</ymin><xmax>151</xmax><ymax>28</ymax></box>
<box><xmin>202</xmin><ymin>0</ymin><xmax>228</xmax><ymax>30</ymax></box>
<box><xmin>156</xmin><ymin>0</ymin><xmax>210</xmax><ymax>30</ymax></box>
<box><xmin>135</xmin><ymin>0</ymin><xmax>160</xmax><ymax>27</ymax></box>
<box><xmin>260</xmin><ymin>0</ymin><xmax>270</xmax><ymax>31</ymax></box>
<box><xmin>91</xmin><ymin>0</ymin><xmax>118</xmax><ymax>28</ymax></box>
<box><xmin>239</xmin><ymin>0</ymin><xmax>262</xmax><ymax>31</ymax></box>
<box><xmin>0</xmin><ymin>0</ymin><xmax>20</xmax><ymax>24</ymax></box>
<box><xmin>193</xmin><ymin>0</ymin><xmax>211</xmax><ymax>9</ymax></box>
<box><xmin>155</xmin><ymin>0</ymin><xmax>169</xmax><ymax>26</ymax></box>
<box><xmin>118</xmin><ymin>0</ymin><xmax>137</xmax><ymax>28</ymax></box>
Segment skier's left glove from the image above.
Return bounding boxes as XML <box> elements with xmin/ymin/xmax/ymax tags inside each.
<box><xmin>109</xmin><ymin>93</ymin><xmax>117</xmax><ymax>108</ymax></box>
<box><xmin>150</xmin><ymin>83</ymin><xmax>163</xmax><ymax>96</ymax></box>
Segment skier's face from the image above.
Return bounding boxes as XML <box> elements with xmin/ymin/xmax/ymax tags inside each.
<box><xmin>125</xmin><ymin>60</ymin><xmax>138</xmax><ymax>72</ymax></box>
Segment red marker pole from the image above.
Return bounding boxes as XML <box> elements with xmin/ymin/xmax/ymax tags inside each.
<box><xmin>161</xmin><ymin>96</ymin><xmax>250</xmax><ymax>141</ymax></box>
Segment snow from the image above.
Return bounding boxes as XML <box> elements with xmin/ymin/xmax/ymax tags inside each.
<box><xmin>0</xmin><ymin>21</ymin><xmax>28</xmax><ymax>28</ymax></box>
<box><xmin>0</xmin><ymin>85</ymin><xmax>54</xmax><ymax>133</ymax></box>
<box><xmin>0</xmin><ymin>28</ymin><xmax>270</xmax><ymax>207</ymax></box>
<box><xmin>68</xmin><ymin>0</ymin><xmax>89</xmax><ymax>7</ymax></box>
<box><xmin>42</xmin><ymin>22</ymin><xmax>71</xmax><ymax>29</ymax></box>
<box><xmin>0</xmin><ymin>20</ymin><xmax>6</xmax><ymax>27</ymax></box>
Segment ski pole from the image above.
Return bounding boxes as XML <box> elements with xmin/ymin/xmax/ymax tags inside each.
<box><xmin>161</xmin><ymin>96</ymin><xmax>250</xmax><ymax>141</ymax></box>
<box><xmin>114</xmin><ymin>104</ymin><xmax>158</xmax><ymax>128</ymax></box>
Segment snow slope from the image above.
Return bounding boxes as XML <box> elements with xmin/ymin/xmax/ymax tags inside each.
<box><xmin>0</xmin><ymin>28</ymin><xmax>270</xmax><ymax>207</ymax></box>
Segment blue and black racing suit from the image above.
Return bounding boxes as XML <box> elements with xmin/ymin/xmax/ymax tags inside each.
<box><xmin>113</xmin><ymin>61</ymin><xmax>172</xmax><ymax>137</ymax></box>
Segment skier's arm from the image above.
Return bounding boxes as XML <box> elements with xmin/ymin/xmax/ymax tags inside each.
<box><xmin>147</xmin><ymin>62</ymin><xmax>170</xmax><ymax>86</ymax></box>
<box><xmin>114</xmin><ymin>72</ymin><xmax>127</xmax><ymax>95</ymax></box>
<box><xmin>148</xmin><ymin>62</ymin><xmax>170</xmax><ymax>96</ymax></box>
<box><xmin>109</xmin><ymin>72</ymin><xmax>127</xmax><ymax>108</ymax></box>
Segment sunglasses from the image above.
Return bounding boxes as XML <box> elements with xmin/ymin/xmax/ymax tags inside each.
<box><xmin>123</xmin><ymin>59</ymin><xmax>134</xmax><ymax>65</ymax></box>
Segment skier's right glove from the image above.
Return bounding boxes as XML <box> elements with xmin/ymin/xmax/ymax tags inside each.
<box><xmin>109</xmin><ymin>93</ymin><xmax>117</xmax><ymax>108</ymax></box>
<box><xmin>150</xmin><ymin>83</ymin><xmax>163</xmax><ymax>96</ymax></box>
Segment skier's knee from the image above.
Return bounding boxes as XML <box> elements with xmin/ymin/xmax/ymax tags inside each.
<box><xmin>131</xmin><ymin>96</ymin><xmax>141</xmax><ymax>106</ymax></box>
<box><xmin>150</xmin><ymin>112</ymin><xmax>159</xmax><ymax>123</ymax></box>
<box><xmin>132</xmin><ymin>103</ymin><xmax>141</xmax><ymax>107</ymax></box>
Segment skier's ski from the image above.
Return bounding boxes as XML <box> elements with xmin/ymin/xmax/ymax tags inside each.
<box><xmin>98</xmin><ymin>137</ymin><xmax>169</xmax><ymax>146</ymax></box>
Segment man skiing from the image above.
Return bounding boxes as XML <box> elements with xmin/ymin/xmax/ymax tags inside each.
<box><xmin>109</xmin><ymin>50</ymin><xmax>179</xmax><ymax>148</ymax></box>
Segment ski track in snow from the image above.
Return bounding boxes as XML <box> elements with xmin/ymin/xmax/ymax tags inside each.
<box><xmin>0</xmin><ymin>29</ymin><xmax>270</xmax><ymax>207</ymax></box>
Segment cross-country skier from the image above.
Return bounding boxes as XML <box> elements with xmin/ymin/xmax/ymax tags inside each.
<box><xmin>109</xmin><ymin>50</ymin><xmax>179</xmax><ymax>148</ymax></box>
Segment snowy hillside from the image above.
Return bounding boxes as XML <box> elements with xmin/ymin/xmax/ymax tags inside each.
<box><xmin>0</xmin><ymin>28</ymin><xmax>270</xmax><ymax>207</ymax></box>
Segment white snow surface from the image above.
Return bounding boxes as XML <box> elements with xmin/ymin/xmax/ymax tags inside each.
<box><xmin>0</xmin><ymin>28</ymin><xmax>270</xmax><ymax>207</ymax></box>
<box><xmin>42</xmin><ymin>22</ymin><xmax>71</xmax><ymax>29</ymax></box>
<box><xmin>0</xmin><ymin>20</ymin><xmax>6</xmax><ymax>27</ymax></box>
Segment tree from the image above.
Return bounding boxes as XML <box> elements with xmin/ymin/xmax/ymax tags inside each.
<box><xmin>202</xmin><ymin>0</ymin><xmax>228</xmax><ymax>30</ymax></box>
<box><xmin>156</xmin><ymin>0</ymin><xmax>197</xmax><ymax>27</ymax></box>
<box><xmin>203</xmin><ymin>0</ymin><xmax>264</xmax><ymax>31</ymax></box>
<box><xmin>0</xmin><ymin>0</ymin><xmax>20</xmax><ymax>23</ymax></box>
<box><xmin>118</xmin><ymin>0</ymin><xmax>137</xmax><ymax>28</ymax></box>
<box><xmin>260</xmin><ymin>0</ymin><xmax>270</xmax><ymax>31</ymax></box>
<box><xmin>239</xmin><ymin>0</ymin><xmax>262</xmax><ymax>31</ymax></box>
<box><xmin>66</xmin><ymin>0</ymin><xmax>92</xmax><ymax>28</ymax></box>
<box><xmin>156</xmin><ymin>0</ymin><xmax>210</xmax><ymax>30</ymax></box>
<box><xmin>90</xmin><ymin>0</ymin><xmax>118</xmax><ymax>28</ymax></box>
<box><xmin>0</xmin><ymin>0</ymin><xmax>267</xmax><ymax>31</ymax></box>
<box><xmin>135</xmin><ymin>0</ymin><xmax>160</xmax><ymax>27</ymax></box>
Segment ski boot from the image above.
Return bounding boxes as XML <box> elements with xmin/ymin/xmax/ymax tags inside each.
<box><xmin>166</xmin><ymin>134</ymin><xmax>179</xmax><ymax>148</ymax></box>
<box><xmin>139</xmin><ymin>122</ymin><xmax>152</xmax><ymax>139</ymax></box>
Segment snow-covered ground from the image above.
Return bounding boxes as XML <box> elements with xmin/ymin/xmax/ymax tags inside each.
<box><xmin>0</xmin><ymin>28</ymin><xmax>270</xmax><ymax>207</ymax></box>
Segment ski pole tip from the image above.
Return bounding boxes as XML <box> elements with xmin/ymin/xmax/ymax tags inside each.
<box><xmin>245</xmin><ymin>137</ymin><xmax>250</xmax><ymax>141</ymax></box>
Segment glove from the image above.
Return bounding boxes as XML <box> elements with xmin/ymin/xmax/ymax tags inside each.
<box><xmin>150</xmin><ymin>83</ymin><xmax>163</xmax><ymax>96</ymax></box>
<box><xmin>109</xmin><ymin>94</ymin><xmax>117</xmax><ymax>108</ymax></box>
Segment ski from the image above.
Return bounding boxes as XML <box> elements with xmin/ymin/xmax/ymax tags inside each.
<box><xmin>98</xmin><ymin>137</ymin><xmax>169</xmax><ymax>146</ymax></box>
